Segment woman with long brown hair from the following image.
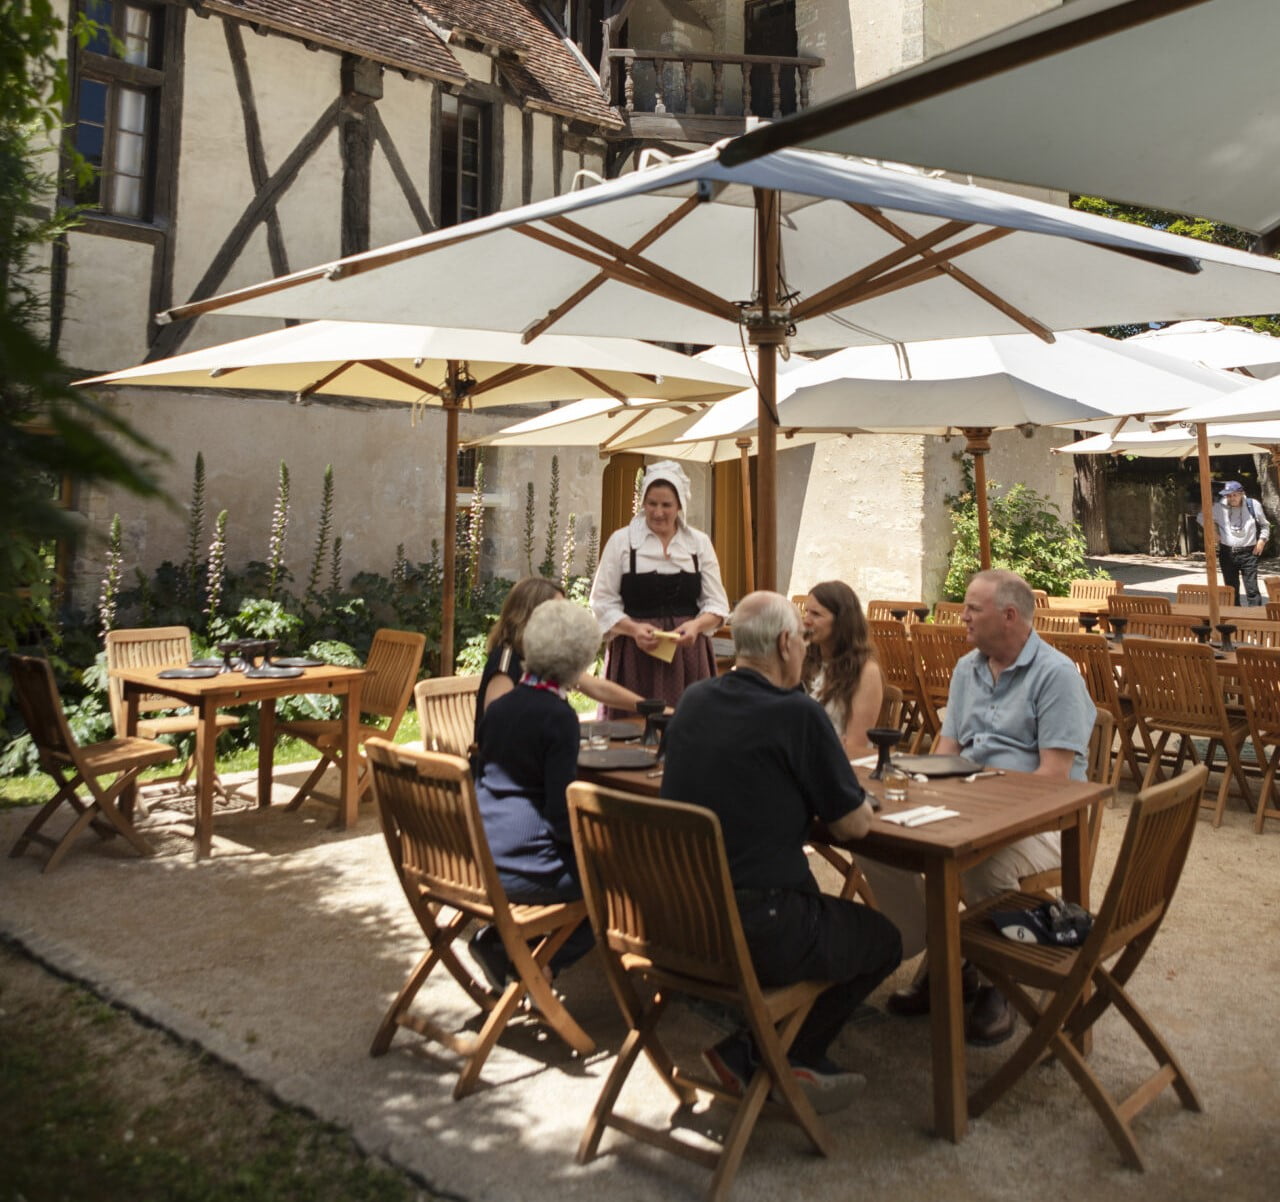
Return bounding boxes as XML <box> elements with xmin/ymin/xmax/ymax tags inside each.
<box><xmin>801</xmin><ymin>580</ymin><xmax>884</xmax><ymax>756</ymax></box>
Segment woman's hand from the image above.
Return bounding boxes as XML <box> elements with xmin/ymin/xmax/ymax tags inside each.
<box><xmin>633</xmin><ymin>624</ymin><xmax>661</xmax><ymax>652</ymax></box>
<box><xmin>672</xmin><ymin>623</ymin><xmax>699</xmax><ymax>647</ymax></box>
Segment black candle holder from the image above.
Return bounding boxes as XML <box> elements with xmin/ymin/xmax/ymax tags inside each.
<box><xmin>912</xmin><ymin>606</ymin><xmax>930</xmax><ymax>624</ymax></box>
<box><xmin>1191</xmin><ymin>623</ymin><xmax>1212</xmax><ymax>645</ymax></box>
<box><xmin>890</xmin><ymin>608</ymin><xmax>909</xmax><ymax>623</ymax></box>
<box><xmin>1216</xmin><ymin>623</ymin><xmax>1237</xmax><ymax>653</ymax></box>
<box><xmin>217</xmin><ymin>640</ymin><xmax>251</xmax><ymax>673</ymax></box>
<box><xmin>866</xmin><ymin>727</ymin><xmax>903</xmax><ymax>779</ymax></box>
<box><xmin>1108</xmin><ymin>616</ymin><xmax>1128</xmax><ymax>641</ymax></box>
<box><xmin>635</xmin><ymin>698</ymin><xmax>666</xmax><ymax>747</ymax></box>
<box><xmin>1079</xmin><ymin>613</ymin><xmax>1099</xmax><ymax>633</ymax></box>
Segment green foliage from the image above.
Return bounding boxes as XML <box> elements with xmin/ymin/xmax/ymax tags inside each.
<box><xmin>304</xmin><ymin>464</ymin><xmax>334</xmax><ymax>605</ymax></box>
<box><xmin>266</xmin><ymin>461</ymin><xmax>290</xmax><ymax>600</ymax></box>
<box><xmin>523</xmin><ymin>480</ymin><xmax>536</xmax><ymax>574</ymax></box>
<box><xmin>943</xmin><ymin>463</ymin><xmax>1103</xmax><ymax>599</ymax></box>
<box><xmin>96</xmin><ymin>513</ymin><xmax>123</xmax><ymax>640</ymax></box>
<box><xmin>183</xmin><ymin>452</ymin><xmax>205</xmax><ymax>604</ymax></box>
<box><xmin>540</xmin><ymin>454</ymin><xmax>560</xmax><ymax>577</ymax></box>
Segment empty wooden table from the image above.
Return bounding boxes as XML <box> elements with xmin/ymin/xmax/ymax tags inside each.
<box><xmin>113</xmin><ymin>663</ymin><xmax>370</xmax><ymax>859</ymax></box>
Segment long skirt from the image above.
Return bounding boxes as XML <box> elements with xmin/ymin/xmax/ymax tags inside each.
<box><xmin>602</xmin><ymin>613</ymin><xmax>716</xmax><ymax>718</ymax></box>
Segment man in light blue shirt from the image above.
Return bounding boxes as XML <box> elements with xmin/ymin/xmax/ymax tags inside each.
<box><xmin>886</xmin><ymin>569</ymin><xmax>1094</xmax><ymax>1046</ymax></box>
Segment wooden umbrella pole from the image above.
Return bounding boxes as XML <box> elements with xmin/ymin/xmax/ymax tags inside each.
<box><xmin>1197</xmin><ymin>422</ymin><xmax>1221</xmax><ymax>631</ymax></box>
<box><xmin>963</xmin><ymin>428</ymin><xmax>994</xmax><ymax>571</ymax></box>
<box><xmin>441</xmin><ymin>362</ymin><xmax>461</xmax><ymax>673</ymax></box>
<box><xmin>751</xmin><ymin>187</ymin><xmax>783</xmax><ymax>593</ymax></box>
<box><xmin>736</xmin><ymin>437</ymin><xmax>755</xmax><ymax>593</ymax></box>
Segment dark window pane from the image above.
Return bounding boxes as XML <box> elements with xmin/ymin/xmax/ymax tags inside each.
<box><xmin>84</xmin><ymin>0</ymin><xmax>113</xmax><ymax>55</ymax></box>
<box><xmin>78</xmin><ymin>77</ymin><xmax>108</xmax><ymax>125</ymax></box>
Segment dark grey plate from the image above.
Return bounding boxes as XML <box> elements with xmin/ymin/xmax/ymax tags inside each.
<box><xmin>158</xmin><ymin>667</ymin><xmax>220</xmax><ymax>680</ymax></box>
<box><xmin>582</xmin><ymin>720</ymin><xmax>643</xmax><ymax>741</ymax></box>
<box><xmin>271</xmin><ymin>657</ymin><xmax>325</xmax><ymax>668</ymax></box>
<box><xmin>188</xmin><ymin>658</ymin><xmax>224</xmax><ymax>668</ymax></box>
<box><xmin>577</xmin><ymin>747</ymin><xmax>656</xmax><ymax>770</ymax></box>
<box><xmin>243</xmin><ymin>665</ymin><xmax>305</xmax><ymax>679</ymax></box>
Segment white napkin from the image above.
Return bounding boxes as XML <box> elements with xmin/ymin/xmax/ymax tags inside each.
<box><xmin>881</xmin><ymin>805</ymin><xmax>961</xmax><ymax>827</ymax></box>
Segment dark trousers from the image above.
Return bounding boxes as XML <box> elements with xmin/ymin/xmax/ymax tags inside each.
<box><xmin>497</xmin><ymin>865</ymin><xmax>594</xmax><ymax>971</ymax></box>
<box><xmin>1218</xmin><ymin>545</ymin><xmax>1262</xmax><ymax>607</ymax></box>
<box><xmin>736</xmin><ymin>887</ymin><xmax>902</xmax><ymax>1066</ymax></box>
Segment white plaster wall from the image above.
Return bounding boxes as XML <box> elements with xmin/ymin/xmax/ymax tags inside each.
<box><xmin>60</xmin><ymin>232</ymin><xmax>155</xmax><ymax>371</ymax></box>
<box><xmin>925</xmin><ymin>0</ymin><xmax>1061</xmax><ymax>60</ymax></box>
<box><xmin>370</xmin><ymin>71</ymin><xmax>433</xmax><ymax>248</ymax></box>
<box><xmin>529</xmin><ymin>113</ymin><xmax>555</xmax><ymax>200</ymax></box>
<box><xmin>501</xmin><ymin>104</ymin><xmax>524</xmax><ymax>210</ymax></box>
<box><xmin>450</xmin><ymin>46</ymin><xmax>493</xmax><ymax>82</ymax></box>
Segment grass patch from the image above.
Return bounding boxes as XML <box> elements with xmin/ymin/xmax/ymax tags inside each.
<box><xmin>0</xmin><ymin>943</ymin><xmax>433</xmax><ymax>1202</ymax></box>
<box><xmin>0</xmin><ymin>713</ymin><xmax>424</xmax><ymax>811</ymax></box>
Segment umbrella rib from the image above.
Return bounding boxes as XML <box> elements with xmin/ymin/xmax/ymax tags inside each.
<box><xmin>468</xmin><ymin>363</ymin><xmax>548</xmax><ymax>396</ymax></box>
<box><xmin>361</xmin><ymin>359</ymin><xmax>444</xmax><ymax>396</ymax></box>
<box><xmin>295</xmin><ymin>360</ymin><xmax>360</xmax><ymax>399</ymax></box>
<box><xmin>849</xmin><ymin>204</ymin><xmax>1055</xmax><ymax>341</ymax></box>
<box><xmin>789</xmin><ymin>219</ymin><xmax>973</xmax><ymax>321</ymax></box>
<box><xmin>570</xmin><ymin>367</ymin><xmax>627</xmax><ymax>403</ymax></box>
<box><xmin>516</xmin><ymin>224</ymin><xmax>736</xmax><ymax>323</ymax></box>
<box><xmin>599</xmin><ymin>403</ymin><xmax>701</xmax><ymax>450</ymax></box>
<box><xmin>522</xmin><ymin>196</ymin><xmax>704</xmax><ymax>342</ymax></box>
<box><xmin>544</xmin><ymin>216</ymin><xmax>744</xmax><ymax>322</ymax></box>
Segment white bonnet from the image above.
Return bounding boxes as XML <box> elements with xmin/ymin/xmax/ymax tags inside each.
<box><xmin>641</xmin><ymin>460</ymin><xmax>692</xmax><ymax>516</ymax></box>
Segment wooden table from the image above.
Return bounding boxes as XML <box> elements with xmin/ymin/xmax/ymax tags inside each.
<box><xmin>581</xmin><ymin>751</ymin><xmax>1105</xmax><ymax>1144</ymax></box>
<box><xmin>848</xmin><ymin>767</ymin><xmax>1104</xmax><ymax>1142</ymax></box>
<box><xmin>113</xmin><ymin>664</ymin><xmax>370</xmax><ymax>859</ymax></box>
<box><xmin>1044</xmin><ymin>596</ymin><xmax>1262</xmax><ymax>623</ymax></box>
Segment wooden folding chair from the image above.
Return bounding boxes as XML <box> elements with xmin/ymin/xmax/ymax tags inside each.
<box><xmin>1266</xmin><ymin>601</ymin><xmax>1280</xmax><ymax>624</ymax></box>
<box><xmin>1032</xmin><ymin>611</ymin><xmax>1082</xmax><ymax>634</ymax></box>
<box><xmin>790</xmin><ymin>594</ymin><xmax>808</xmax><ymax>619</ymax></box>
<box><xmin>414</xmin><ymin>674</ymin><xmax>481</xmax><ymax>758</ymax></box>
<box><xmin>566</xmin><ymin>782</ymin><xmax>835</xmax><ymax>1202</ymax></box>
<box><xmin>1264</xmin><ymin>576</ymin><xmax>1280</xmax><ymax>605</ymax></box>
<box><xmin>868</xmin><ymin>619</ymin><xmax>923</xmax><ymax>745</ymax></box>
<box><xmin>105</xmin><ymin>626</ymin><xmax>240</xmax><ymax>798</ymax></box>
<box><xmin>1175</xmin><ymin>582</ymin><xmax>1235</xmax><ymax>608</ymax></box>
<box><xmin>1124</xmin><ymin>613</ymin><xmax>1202</xmax><ymax>641</ymax></box>
<box><xmin>366</xmin><ymin>741</ymin><xmax>593</xmax><ymax>1098</ymax></box>
<box><xmin>1042</xmin><ymin>631</ymin><xmax>1141</xmax><ymax>787</ymax></box>
<box><xmin>1232</xmin><ymin>647</ymin><xmax>1280</xmax><ymax>833</ymax></box>
<box><xmin>932</xmin><ymin>600</ymin><xmax>965</xmax><ymax>624</ymax></box>
<box><xmin>1123</xmin><ymin>638</ymin><xmax>1253</xmax><ymax>827</ymax></box>
<box><xmin>960</xmin><ymin>764</ymin><xmax>1207</xmax><ymax>1170</ymax></box>
<box><xmin>8</xmin><ymin>655</ymin><xmax>177</xmax><ymax>872</ymax></box>
<box><xmin>1069</xmin><ymin>578</ymin><xmax>1123</xmax><ymax>602</ymax></box>
<box><xmin>279</xmin><ymin>627</ymin><xmax>425</xmax><ymax>810</ymax></box>
<box><xmin>1228</xmin><ymin>617</ymin><xmax>1280</xmax><ymax>648</ymax></box>
<box><xmin>910</xmin><ymin>622</ymin><xmax>970</xmax><ymax>753</ymax></box>
<box><xmin>866</xmin><ymin>599</ymin><xmax>928</xmax><ymax>623</ymax></box>
<box><xmin>1018</xmin><ymin>707</ymin><xmax>1114</xmax><ymax>896</ymax></box>
<box><xmin>1031</xmin><ymin>588</ymin><xmax>1049</xmax><ymax>608</ymax></box>
<box><xmin>1105</xmin><ymin>594</ymin><xmax>1171</xmax><ymax>619</ymax></box>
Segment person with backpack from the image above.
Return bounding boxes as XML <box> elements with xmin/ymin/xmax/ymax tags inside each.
<box><xmin>1200</xmin><ymin>480</ymin><xmax>1271</xmax><ymax>606</ymax></box>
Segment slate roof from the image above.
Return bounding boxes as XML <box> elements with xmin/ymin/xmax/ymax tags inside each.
<box><xmin>202</xmin><ymin>0</ymin><xmax>620</xmax><ymax>126</ymax></box>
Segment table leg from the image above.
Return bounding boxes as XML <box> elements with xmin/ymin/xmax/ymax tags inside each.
<box><xmin>121</xmin><ymin>688</ymin><xmax>141</xmax><ymax>822</ymax></box>
<box><xmin>335</xmin><ymin>679</ymin><xmax>364</xmax><ymax>830</ymax></box>
<box><xmin>1061</xmin><ymin>803</ymin><xmax>1092</xmax><ymax>1055</ymax></box>
<box><xmin>925</xmin><ymin>861</ymin><xmax>966</xmax><ymax>1142</ymax></box>
<box><xmin>194</xmin><ymin>696</ymin><xmax>218</xmax><ymax>859</ymax></box>
<box><xmin>258</xmin><ymin>698</ymin><xmax>276</xmax><ymax>809</ymax></box>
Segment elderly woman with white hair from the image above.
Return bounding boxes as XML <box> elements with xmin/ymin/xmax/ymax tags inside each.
<box><xmin>589</xmin><ymin>459</ymin><xmax>729</xmax><ymax>716</ymax></box>
<box><xmin>468</xmin><ymin>598</ymin><xmax>601</xmax><ymax>989</ymax></box>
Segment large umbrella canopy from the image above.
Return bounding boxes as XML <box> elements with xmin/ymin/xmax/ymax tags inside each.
<box><xmin>655</xmin><ymin>331</ymin><xmax>1243</xmax><ymax>568</ymax></box>
<box><xmin>1160</xmin><ymin>376</ymin><xmax>1280</xmax><ymax>426</ymax></box>
<box><xmin>1128</xmin><ymin>321</ymin><xmax>1280</xmax><ymax>379</ymax></box>
<box><xmin>77</xmin><ymin>321</ymin><xmax>747</xmax><ymax>663</ymax></box>
<box><xmin>719</xmin><ymin>0</ymin><xmax>1280</xmax><ymax>244</ymax></box>
<box><xmin>1054</xmin><ymin>422</ymin><xmax>1280</xmax><ymax>459</ymax></box>
<box><xmin>156</xmin><ymin>144</ymin><xmax>1280</xmax><ymax>588</ymax></box>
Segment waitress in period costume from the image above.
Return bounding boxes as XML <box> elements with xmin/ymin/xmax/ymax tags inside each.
<box><xmin>589</xmin><ymin>460</ymin><xmax>729</xmax><ymax>715</ymax></box>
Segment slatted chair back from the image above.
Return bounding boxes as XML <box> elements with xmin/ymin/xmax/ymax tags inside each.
<box><xmin>1031</xmin><ymin>589</ymin><xmax>1049</xmax><ymax>608</ymax></box>
<box><xmin>1267</xmin><ymin>602</ymin><xmax>1280</xmax><ymax>624</ymax></box>
<box><xmin>791</xmin><ymin>594</ymin><xmax>808</xmax><ymax>619</ymax></box>
<box><xmin>959</xmin><ymin>764</ymin><xmax>1206</xmax><ymax>1170</ymax></box>
<box><xmin>1232</xmin><ymin>647</ymin><xmax>1280</xmax><ymax>833</ymax></box>
<box><xmin>1124</xmin><ymin>613</ymin><xmax>1203</xmax><ymax>641</ymax></box>
<box><xmin>1122</xmin><ymin>638</ymin><xmax>1253</xmax><ymax>826</ymax></box>
<box><xmin>414</xmin><ymin>675</ymin><xmax>482</xmax><ymax>758</ymax></box>
<box><xmin>365</xmin><ymin>741</ymin><xmax>593</xmax><ymax>1098</ymax></box>
<box><xmin>933</xmin><ymin>601</ymin><xmax>965</xmax><ymax>624</ymax></box>
<box><xmin>8</xmin><ymin>655</ymin><xmax>176</xmax><ymax>872</ymax></box>
<box><xmin>876</xmin><ymin>683</ymin><xmax>904</xmax><ymax>731</ymax></box>
<box><xmin>1229</xmin><ymin>617</ymin><xmax>1280</xmax><ymax>648</ymax></box>
<box><xmin>869</xmin><ymin>619</ymin><xmax>923</xmax><ymax>743</ymax></box>
<box><xmin>278</xmin><ymin>628</ymin><xmax>426</xmax><ymax>812</ymax></box>
<box><xmin>103</xmin><ymin>626</ymin><xmax>192</xmax><ymax>732</ymax></box>
<box><xmin>866</xmin><ymin>599</ymin><xmax>928</xmax><ymax>623</ymax></box>
<box><xmin>1176</xmin><ymin>582</ymin><xmax>1236</xmax><ymax>608</ymax></box>
<box><xmin>1043</xmin><ymin>631</ymin><xmax>1140</xmax><ymax>786</ymax></box>
<box><xmin>911</xmin><ymin>623</ymin><xmax>970</xmax><ymax>752</ymax></box>
<box><xmin>1265</xmin><ymin>576</ymin><xmax>1280</xmax><ymax>604</ymax></box>
<box><xmin>1069</xmin><ymin>578</ymin><xmax>1123</xmax><ymax>601</ymax></box>
<box><xmin>1032</xmin><ymin>611</ymin><xmax>1081</xmax><ymax>634</ymax></box>
<box><xmin>1106</xmin><ymin>594</ymin><xmax>1171</xmax><ymax>617</ymax></box>
<box><xmin>566</xmin><ymin>782</ymin><xmax>834</xmax><ymax>1199</ymax></box>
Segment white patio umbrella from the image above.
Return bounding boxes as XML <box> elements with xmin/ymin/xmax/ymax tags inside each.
<box><xmin>719</xmin><ymin>0</ymin><xmax>1280</xmax><ymax>245</ymax></box>
<box><xmin>155</xmin><ymin>144</ymin><xmax>1280</xmax><ymax>589</ymax></box>
<box><xmin>1128</xmin><ymin>321</ymin><xmax>1280</xmax><ymax>379</ymax></box>
<box><xmin>1054</xmin><ymin>422</ymin><xmax>1280</xmax><ymax>459</ymax></box>
<box><xmin>645</xmin><ymin>331</ymin><xmax>1244</xmax><ymax>568</ymax></box>
<box><xmin>77</xmin><ymin>320</ymin><xmax>747</xmax><ymax>662</ymax></box>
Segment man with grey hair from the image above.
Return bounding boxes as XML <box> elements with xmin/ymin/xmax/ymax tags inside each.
<box><xmin>661</xmin><ymin>591</ymin><xmax>902</xmax><ymax>1113</ymax></box>
<box><xmin>887</xmin><ymin>568</ymin><xmax>1093</xmax><ymax>1045</ymax></box>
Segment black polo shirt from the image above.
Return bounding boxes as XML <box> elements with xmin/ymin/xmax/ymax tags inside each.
<box><xmin>660</xmin><ymin>668</ymin><xmax>867</xmax><ymax>892</ymax></box>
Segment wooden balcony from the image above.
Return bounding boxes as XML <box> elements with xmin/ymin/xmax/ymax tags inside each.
<box><xmin>605</xmin><ymin>49</ymin><xmax>823</xmax><ymax>142</ymax></box>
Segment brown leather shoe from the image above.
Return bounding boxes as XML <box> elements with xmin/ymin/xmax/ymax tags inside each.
<box><xmin>887</xmin><ymin>963</ymin><xmax>980</xmax><ymax>1017</ymax></box>
<box><xmin>965</xmin><ymin>985</ymin><xmax>1015</xmax><ymax>1046</ymax></box>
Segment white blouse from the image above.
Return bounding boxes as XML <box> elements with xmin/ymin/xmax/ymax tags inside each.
<box><xmin>589</xmin><ymin>515</ymin><xmax>729</xmax><ymax>635</ymax></box>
